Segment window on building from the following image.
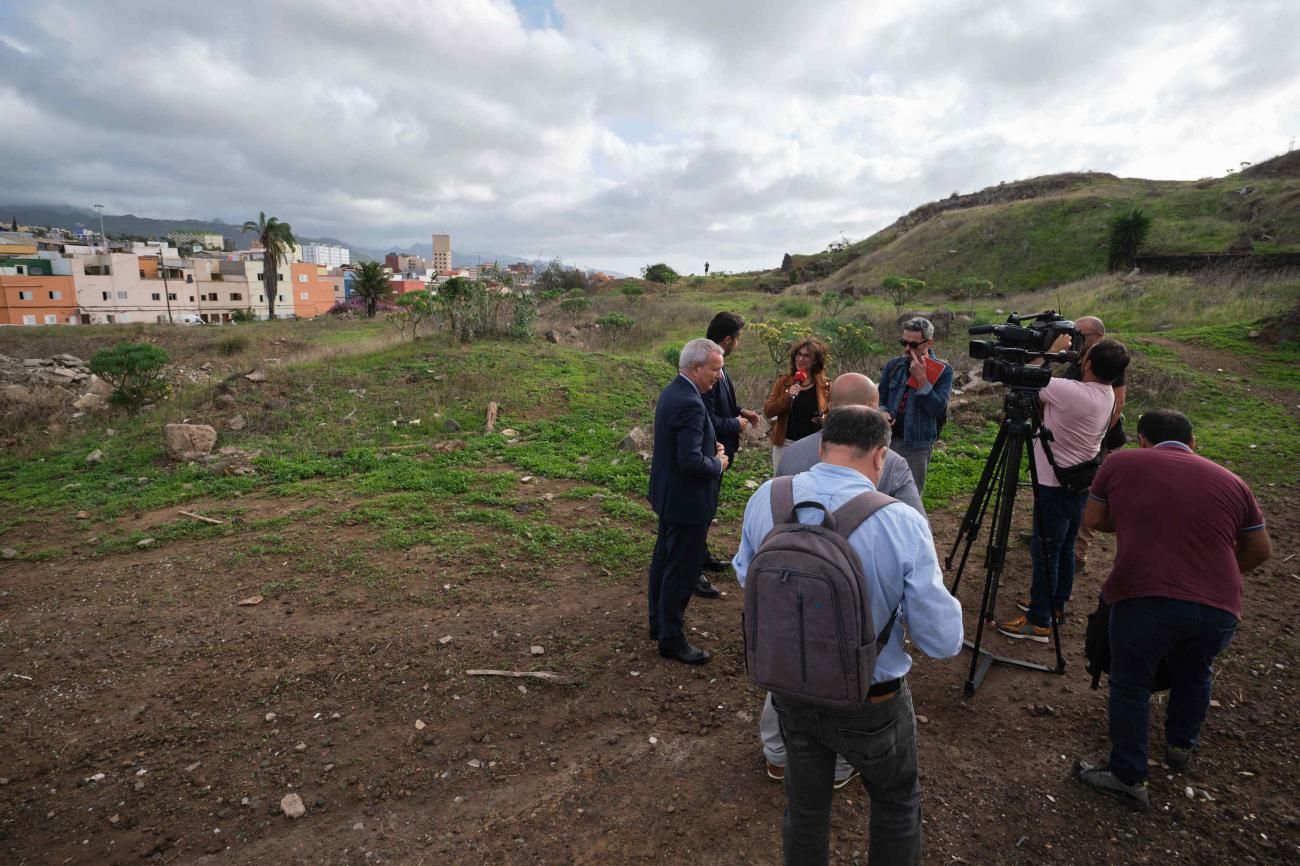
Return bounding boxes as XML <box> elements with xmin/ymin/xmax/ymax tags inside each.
<box><xmin>277</xmin><ymin>294</ymin><xmax>284</xmax><ymax>302</ymax></box>
<box><xmin>256</xmin><ymin>273</ymin><xmax>263</xmax><ymax>281</ymax></box>
<box><xmin>139</xmin><ymin>269</ymin><xmax>146</xmax><ymax>279</ymax></box>
<box><xmin>298</xmin><ymin>274</ymin><xmax>308</xmax><ymax>283</ymax></box>
<box><xmin>230</xmin><ymin>293</ymin><xmax>243</xmax><ymax>301</ymax></box>
<box><xmin>44</xmin><ymin>314</ymin><xmax>57</xmax><ymax>324</ymax></box>
<box><xmin>300</xmin><ymin>291</ymin><xmax>309</xmax><ymax>300</ymax></box>
<box><xmin>168</xmin><ymin>293</ymin><xmax>177</xmax><ymax>301</ymax></box>
<box><xmin>22</xmin><ymin>315</ymin><xmax>36</xmax><ymax>325</ymax></box>
<box><xmin>186</xmin><ymin>274</ymin><xmax>193</xmax><ymax>283</ymax></box>
<box><xmin>151</xmin><ymin>292</ymin><xmax>161</xmax><ymax>301</ymax></box>
<box><xmin>278</xmin><ymin>274</ymin><xmax>284</xmax><ymax>281</ymax></box>
<box><xmin>49</xmin><ymin>290</ymin><xmax>62</xmax><ymax>300</ymax></box>
<box><xmin>117</xmin><ymin>291</ymin><xmax>128</xmax><ymax>299</ymax></box>
<box><xmin>18</xmin><ymin>290</ymin><xmax>32</xmax><ymax>300</ymax></box>
<box><xmin>101</xmin><ymin>291</ymin><xmax>110</xmax><ymax>301</ymax></box>
<box><xmin>258</xmin><ymin>295</ymin><xmax>264</xmax><ymax>302</ymax></box>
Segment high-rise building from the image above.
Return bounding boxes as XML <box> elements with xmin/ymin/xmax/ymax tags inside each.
<box><xmin>300</xmin><ymin>242</ymin><xmax>351</xmax><ymax>269</ymax></box>
<box><xmin>431</xmin><ymin>234</ymin><xmax>451</xmax><ymax>272</ymax></box>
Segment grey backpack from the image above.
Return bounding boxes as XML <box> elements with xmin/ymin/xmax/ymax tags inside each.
<box><xmin>743</xmin><ymin>476</ymin><xmax>899</xmax><ymax>709</ymax></box>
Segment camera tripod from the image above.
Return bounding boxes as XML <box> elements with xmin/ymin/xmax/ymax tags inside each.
<box><xmin>945</xmin><ymin>386</ymin><xmax>1066</xmax><ymax>696</ymax></box>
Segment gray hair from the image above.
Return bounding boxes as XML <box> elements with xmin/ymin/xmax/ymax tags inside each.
<box><xmin>679</xmin><ymin>338</ymin><xmax>723</xmax><ymax>372</ymax></box>
<box><xmin>901</xmin><ymin>317</ymin><xmax>934</xmax><ymax>340</ymax></box>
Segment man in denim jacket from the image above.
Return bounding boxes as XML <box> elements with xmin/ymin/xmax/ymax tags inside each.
<box><xmin>878</xmin><ymin>317</ymin><xmax>953</xmax><ymax>494</ymax></box>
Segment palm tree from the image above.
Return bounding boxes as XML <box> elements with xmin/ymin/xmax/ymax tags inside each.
<box><xmin>1107</xmin><ymin>207</ymin><xmax>1152</xmax><ymax>272</ymax></box>
<box><xmin>241</xmin><ymin>212</ymin><xmax>296</xmax><ymax>319</ymax></box>
<box><xmin>351</xmin><ymin>260</ymin><xmax>391</xmax><ymax>318</ymax></box>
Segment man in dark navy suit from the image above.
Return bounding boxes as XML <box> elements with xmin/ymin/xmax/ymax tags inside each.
<box><xmin>698</xmin><ymin>312</ymin><xmax>761</xmax><ymax>597</ymax></box>
<box><xmin>647</xmin><ymin>338</ymin><xmax>729</xmax><ymax>665</ymax></box>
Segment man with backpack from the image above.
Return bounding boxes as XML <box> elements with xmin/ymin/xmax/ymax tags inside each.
<box><xmin>733</xmin><ymin>407</ymin><xmax>963</xmax><ymax>866</ymax></box>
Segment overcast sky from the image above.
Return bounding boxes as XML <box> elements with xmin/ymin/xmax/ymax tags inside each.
<box><xmin>1</xmin><ymin>0</ymin><xmax>1296</xmax><ymax>274</ymax></box>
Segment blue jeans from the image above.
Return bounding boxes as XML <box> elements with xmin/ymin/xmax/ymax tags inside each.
<box><xmin>1027</xmin><ymin>485</ymin><xmax>1088</xmax><ymax>627</ymax></box>
<box><xmin>1108</xmin><ymin>597</ymin><xmax>1238</xmax><ymax>784</ymax></box>
<box><xmin>773</xmin><ymin>682</ymin><xmax>921</xmax><ymax>866</ymax></box>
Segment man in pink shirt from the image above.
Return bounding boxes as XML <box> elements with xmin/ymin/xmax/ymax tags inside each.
<box><xmin>1074</xmin><ymin>409</ymin><xmax>1271</xmax><ymax>811</ymax></box>
<box><xmin>998</xmin><ymin>339</ymin><xmax>1129</xmax><ymax>642</ymax></box>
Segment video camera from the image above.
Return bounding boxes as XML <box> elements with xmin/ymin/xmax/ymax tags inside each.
<box><xmin>968</xmin><ymin>311</ymin><xmax>1079</xmax><ymax>389</ymax></box>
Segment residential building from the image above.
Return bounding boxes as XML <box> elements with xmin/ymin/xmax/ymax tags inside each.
<box><xmin>290</xmin><ymin>262</ymin><xmax>336</xmax><ymax>318</ymax></box>
<box><xmin>432</xmin><ymin>234</ymin><xmax>451</xmax><ymax>272</ymax></box>
<box><xmin>300</xmin><ymin>242</ymin><xmax>351</xmax><ymax>268</ymax></box>
<box><xmin>0</xmin><ymin>255</ymin><xmax>78</xmax><ymax>326</ymax></box>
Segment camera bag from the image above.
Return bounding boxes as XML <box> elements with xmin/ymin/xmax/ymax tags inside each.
<box><xmin>1038</xmin><ymin>427</ymin><xmax>1102</xmax><ymax>493</ymax></box>
<box><xmin>742</xmin><ymin>476</ymin><xmax>900</xmax><ymax>709</ymax></box>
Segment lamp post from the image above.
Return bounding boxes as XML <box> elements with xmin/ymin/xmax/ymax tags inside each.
<box><xmin>94</xmin><ymin>204</ymin><xmax>107</xmax><ymax>253</ymax></box>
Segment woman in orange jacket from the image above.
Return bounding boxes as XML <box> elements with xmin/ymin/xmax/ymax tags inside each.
<box><xmin>762</xmin><ymin>338</ymin><xmax>830</xmax><ymax>472</ymax></box>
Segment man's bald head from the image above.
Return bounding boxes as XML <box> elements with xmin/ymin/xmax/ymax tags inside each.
<box><xmin>829</xmin><ymin>373</ymin><xmax>879</xmax><ymax>410</ymax></box>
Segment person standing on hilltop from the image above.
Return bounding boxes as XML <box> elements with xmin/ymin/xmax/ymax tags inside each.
<box><xmin>878</xmin><ymin>317</ymin><xmax>952</xmax><ymax>495</ymax></box>
<box><xmin>646</xmin><ymin>338</ymin><xmax>728</xmax><ymax>665</ymax></box>
<box><xmin>696</xmin><ymin>312</ymin><xmax>761</xmax><ymax>598</ymax></box>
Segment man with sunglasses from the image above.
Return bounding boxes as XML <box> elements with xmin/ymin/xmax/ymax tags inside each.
<box><xmin>878</xmin><ymin>317</ymin><xmax>953</xmax><ymax>494</ymax></box>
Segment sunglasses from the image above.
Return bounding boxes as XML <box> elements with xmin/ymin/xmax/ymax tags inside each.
<box><xmin>899</xmin><ymin>339</ymin><xmax>926</xmax><ymax>349</ymax></box>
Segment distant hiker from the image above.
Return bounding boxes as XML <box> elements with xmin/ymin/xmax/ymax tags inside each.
<box><xmin>704</xmin><ymin>261</ymin><xmax>710</xmax><ymax>276</ymax></box>
<box><xmin>763</xmin><ymin>339</ymin><xmax>830</xmax><ymax>473</ymax></box>
<box><xmin>1074</xmin><ymin>409</ymin><xmax>1271</xmax><ymax>812</ymax></box>
<box><xmin>697</xmin><ymin>313</ymin><xmax>761</xmax><ymax>598</ymax></box>
<box><xmin>878</xmin><ymin>317</ymin><xmax>952</xmax><ymax>494</ymax></box>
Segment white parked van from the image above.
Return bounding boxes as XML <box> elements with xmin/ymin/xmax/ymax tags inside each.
<box><xmin>177</xmin><ymin>313</ymin><xmax>206</xmax><ymax>325</ymax></box>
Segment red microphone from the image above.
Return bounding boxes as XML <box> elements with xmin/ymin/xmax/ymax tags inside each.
<box><xmin>793</xmin><ymin>370</ymin><xmax>808</xmax><ymax>384</ymax></box>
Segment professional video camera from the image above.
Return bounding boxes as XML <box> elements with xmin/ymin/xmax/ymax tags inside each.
<box><xmin>968</xmin><ymin>311</ymin><xmax>1079</xmax><ymax>389</ymax></box>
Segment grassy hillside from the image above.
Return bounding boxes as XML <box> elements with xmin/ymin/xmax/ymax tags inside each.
<box><xmin>783</xmin><ymin>151</ymin><xmax>1300</xmax><ymax>295</ymax></box>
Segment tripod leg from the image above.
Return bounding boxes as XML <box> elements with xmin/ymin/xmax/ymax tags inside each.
<box><xmin>948</xmin><ymin>427</ymin><xmax>1008</xmax><ymax>595</ymax></box>
<box><xmin>1027</xmin><ymin>424</ymin><xmax>1068</xmax><ymax>675</ymax></box>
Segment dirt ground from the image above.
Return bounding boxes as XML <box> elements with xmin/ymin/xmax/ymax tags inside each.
<box><xmin>1</xmin><ymin>341</ymin><xmax>1297</xmax><ymax>865</ymax></box>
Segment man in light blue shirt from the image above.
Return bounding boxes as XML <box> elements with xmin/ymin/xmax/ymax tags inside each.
<box><xmin>734</xmin><ymin>407</ymin><xmax>963</xmax><ymax>866</ymax></box>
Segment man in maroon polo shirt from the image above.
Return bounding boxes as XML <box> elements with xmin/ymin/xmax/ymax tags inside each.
<box><xmin>1073</xmin><ymin>409</ymin><xmax>1272</xmax><ymax>811</ymax></box>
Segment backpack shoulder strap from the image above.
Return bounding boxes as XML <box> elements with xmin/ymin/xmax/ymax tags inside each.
<box><xmin>769</xmin><ymin>475</ymin><xmax>797</xmax><ymax>525</ymax></box>
<box><xmin>830</xmin><ymin>491</ymin><xmax>896</xmax><ymax>539</ymax></box>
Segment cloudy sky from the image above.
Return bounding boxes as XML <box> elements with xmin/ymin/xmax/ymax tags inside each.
<box><xmin>1</xmin><ymin>0</ymin><xmax>1296</xmax><ymax>274</ymax></box>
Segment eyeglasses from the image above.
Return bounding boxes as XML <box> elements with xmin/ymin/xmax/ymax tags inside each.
<box><xmin>899</xmin><ymin>339</ymin><xmax>925</xmax><ymax>349</ymax></box>
<box><xmin>795</xmin><ymin>351</ymin><xmax>813</xmax><ymax>359</ymax></box>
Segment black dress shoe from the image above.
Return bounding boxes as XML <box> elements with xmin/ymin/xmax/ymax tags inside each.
<box><xmin>694</xmin><ymin>574</ymin><xmax>722</xmax><ymax>598</ymax></box>
<box><xmin>702</xmin><ymin>551</ymin><xmax>730</xmax><ymax>572</ymax></box>
<box><xmin>658</xmin><ymin>640</ymin><xmax>712</xmax><ymax>665</ymax></box>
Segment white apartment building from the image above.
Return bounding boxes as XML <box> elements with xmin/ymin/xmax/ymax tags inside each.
<box><xmin>72</xmin><ymin>252</ymin><xmax>191</xmax><ymax>324</ymax></box>
<box><xmin>300</xmin><ymin>242</ymin><xmax>351</xmax><ymax>268</ymax></box>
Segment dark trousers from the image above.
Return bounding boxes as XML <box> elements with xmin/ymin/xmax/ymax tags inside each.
<box><xmin>1027</xmin><ymin>484</ymin><xmax>1089</xmax><ymax>627</ymax></box>
<box><xmin>647</xmin><ymin>518</ymin><xmax>708</xmax><ymax>643</ymax></box>
<box><xmin>1108</xmin><ymin>597</ymin><xmax>1238</xmax><ymax>784</ymax></box>
<box><xmin>773</xmin><ymin>682</ymin><xmax>921</xmax><ymax>866</ymax></box>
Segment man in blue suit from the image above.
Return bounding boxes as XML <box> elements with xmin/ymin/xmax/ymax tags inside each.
<box><xmin>698</xmin><ymin>312</ymin><xmax>761</xmax><ymax>596</ymax></box>
<box><xmin>648</xmin><ymin>338</ymin><xmax>729</xmax><ymax>665</ymax></box>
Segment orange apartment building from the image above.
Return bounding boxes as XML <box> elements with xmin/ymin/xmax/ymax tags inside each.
<box><xmin>290</xmin><ymin>262</ymin><xmax>337</xmax><ymax>318</ymax></box>
<box><xmin>0</xmin><ymin>257</ymin><xmax>79</xmax><ymax>326</ymax></box>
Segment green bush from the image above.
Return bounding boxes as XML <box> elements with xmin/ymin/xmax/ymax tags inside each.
<box><xmin>816</xmin><ymin>320</ymin><xmax>880</xmax><ymax>373</ymax></box>
<box><xmin>230</xmin><ymin>309</ymin><xmax>256</xmax><ymax>323</ymax></box>
<box><xmin>558</xmin><ymin>292</ymin><xmax>592</xmax><ymax>324</ymax></box>
<box><xmin>89</xmin><ymin>342</ymin><xmax>170</xmax><ymax>413</ymax></box>
<box><xmin>662</xmin><ymin>345</ymin><xmax>681</xmax><ymax>369</ymax></box>
<box><xmin>594</xmin><ymin>312</ymin><xmax>635</xmax><ymax>349</ymax></box>
<box><xmin>819</xmin><ymin>291</ymin><xmax>856</xmax><ymax>319</ymax></box>
<box><xmin>1108</xmin><ymin>207</ymin><xmax>1152</xmax><ymax>272</ymax></box>
<box><xmin>775</xmin><ymin>298</ymin><xmax>813</xmax><ymax>318</ymax></box>
<box><xmin>749</xmin><ymin>320</ymin><xmax>814</xmax><ymax>368</ymax></box>
<box><xmin>215</xmin><ymin>334</ymin><xmax>250</xmax><ymax>356</ymax></box>
<box><xmin>641</xmin><ymin>263</ymin><xmax>680</xmax><ymax>284</ymax></box>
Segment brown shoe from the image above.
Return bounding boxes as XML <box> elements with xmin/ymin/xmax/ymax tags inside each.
<box><xmin>765</xmin><ymin>760</ymin><xmax>784</xmax><ymax>782</ymax></box>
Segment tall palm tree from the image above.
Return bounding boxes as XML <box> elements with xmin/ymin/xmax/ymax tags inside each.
<box><xmin>241</xmin><ymin>212</ymin><xmax>296</xmax><ymax>319</ymax></box>
<box><xmin>351</xmin><ymin>260</ymin><xmax>391</xmax><ymax>318</ymax></box>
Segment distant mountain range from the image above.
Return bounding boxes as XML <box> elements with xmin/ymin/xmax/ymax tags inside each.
<box><xmin>0</xmin><ymin>203</ymin><xmax>625</xmax><ymax>275</ymax></box>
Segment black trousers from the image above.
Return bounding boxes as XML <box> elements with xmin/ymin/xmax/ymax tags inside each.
<box><xmin>647</xmin><ymin>518</ymin><xmax>709</xmax><ymax>642</ymax></box>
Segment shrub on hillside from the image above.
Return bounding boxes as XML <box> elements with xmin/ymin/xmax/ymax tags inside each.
<box><xmin>594</xmin><ymin>312</ymin><xmax>635</xmax><ymax>349</ymax></box>
<box><xmin>820</xmin><ymin>291</ymin><xmax>856</xmax><ymax>319</ymax></box>
<box><xmin>775</xmin><ymin>298</ymin><xmax>813</xmax><ymax>318</ymax></box>
<box><xmin>816</xmin><ymin>320</ymin><xmax>880</xmax><ymax>374</ymax></box>
<box><xmin>89</xmin><ymin>342</ymin><xmax>170</xmax><ymax>413</ymax></box>
<box><xmin>215</xmin><ymin>334</ymin><xmax>250</xmax><ymax>356</ymax></box>
<box><xmin>1108</xmin><ymin>207</ymin><xmax>1152</xmax><ymax>272</ymax></box>
<box><xmin>882</xmin><ymin>275</ymin><xmax>926</xmax><ymax>312</ymax></box>
<box><xmin>558</xmin><ymin>291</ymin><xmax>592</xmax><ymax>325</ymax></box>
<box><xmin>641</xmin><ymin>263</ymin><xmax>680</xmax><ymax>284</ymax></box>
<box><xmin>749</xmin><ymin>320</ymin><xmax>814</xmax><ymax>368</ymax></box>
